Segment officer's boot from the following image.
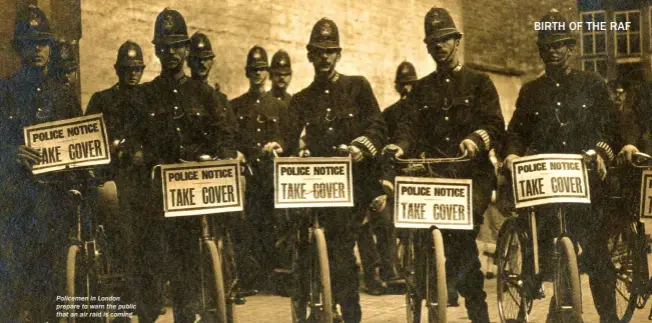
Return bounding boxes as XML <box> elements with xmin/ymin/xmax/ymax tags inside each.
<box><xmin>340</xmin><ymin>295</ymin><xmax>362</xmax><ymax>323</ymax></box>
<box><xmin>465</xmin><ymin>296</ymin><xmax>490</xmax><ymax>323</ymax></box>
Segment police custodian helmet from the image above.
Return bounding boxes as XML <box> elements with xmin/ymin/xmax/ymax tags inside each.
<box><xmin>307</xmin><ymin>17</ymin><xmax>341</xmax><ymax>50</ymax></box>
<box><xmin>395</xmin><ymin>61</ymin><xmax>418</xmax><ymax>84</ymax></box>
<box><xmin>246</xmin><ymin>45</ymin><xmax>268</xmax><ymax>69</ymax></box>
<box><xmin>189</xmin><ymin>32</ymin><xmax>215</xmax><ymax>59</ymax></box>
<box><xmin>270</xmin><ymin>50</ymin><xmax>292</xmax><ymax>74</ymax></box>
<box><xmin>423</xmin><ymin>7</ymin><xmax>462</xmax><ymax>43</ymax></box>
<box><xmin>115</xmin><ymin>41</ymin><xmax>145</xmax><ymax>68</ymax></box>
<box><xmin>152</xmin><ymin>8</ymin><xmax>189</xmax><ymax>45</ymax></box>
<box><xmin>13</xmin><ymin>5</ymin><xmax>53</xmax><ymax>45</ymax></box>
<box><xmin>537</xmin><ymin>9</ymin><xmax>576</xmax><ymax>46</ymax></box>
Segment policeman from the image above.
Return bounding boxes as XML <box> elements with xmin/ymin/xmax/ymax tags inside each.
<box><xmin>140</xmin><ymin>8</ymin><xmax>237</xmax><ymax>322</ymax></box>
<box><xmin>359</xmin><ymin>61</ymin><xmax>419</xmax><ymax>296</ymax></box>
<box><xmin>617</xmin><ymin>80</ymin><xmax>652</xmax><ymax>163</ymax></box>
<box><xmin>85</xmin><ymin>40</ymin><xmax>148</xmax><ymax>319</ymax></box>
<box><xmin>230</xmin><ymin>45</ymin><xmax>287</xmax><ymax>292</ymax></box>
<box><xmin>270</xmin><ymin>17</ymin><xmax>387</xmax><ymax>323</ymax></box>
<box><xmin>503</xmin><ymin>9</ymin><xmax>618</xmax><ymax>323</ymax></box>
<box><xmin>268</xmin><ymin>49</ymin><xmax>293</xmax><ymax>105</ymax></box>
<box><xmin>0</xmin><ymin>5</ymin><xmax>81</xmax><ymax>321</ymax></box>
<box><xmin>50</xmin><ymin>39</ymin><xmax>78</xmax><ymax>89</ymax></box>
<box><xmin>187</xmin><ymin>31</ymin><xmax>237</xmax><ymax>124</ymax></box>
<box><xmin>384</xmin><ymin>7</ymin><xmax>504</xmax><ymax>322</ymax></box>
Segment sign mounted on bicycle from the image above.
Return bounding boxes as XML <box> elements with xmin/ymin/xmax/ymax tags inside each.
<box><xmin>155</xmin><ymin>157</ymin><xmax>244</xmax><ymax>323</ymax></box>
<box><xmin>273</xmin><ymin>145</ymin><xmax>355</xmax><ymax>323</ymax></box>
<box><xmin>387</xmin><ymin>152</ymin><xmax>471</xmax><ymax>323</ymax></box>
<box><xmin>497</xmin><ymin>153</ymin><xmax>595</xmax><ymax>323</ymax></box>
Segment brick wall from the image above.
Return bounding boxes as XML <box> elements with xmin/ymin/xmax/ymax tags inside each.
<box><xmin>79</xmin><ymin>0</ymin><xmax>462</xmax><ymax>110</ymax></box>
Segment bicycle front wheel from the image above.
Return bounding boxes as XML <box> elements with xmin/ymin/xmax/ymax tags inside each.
<box><xmin>496</xmin><ymin>218</ymin><xmax>530</xmax><ymax>323</ymax></box>
<box><xmin>554</xmin><ymin>237</ymin><xmax>582</xmax><ymax>323</ymax></box>
<box><xmin>66</xmin><ymin>245</ymin><xmax>82</xmax><ymax>323</ymax></box>
<box><xmin>610</xmin><ymin>220</ymin><xmax>644</xmax><ymax>323</ymax></box>
<box><xmin>427</xmin><ymin>229</ymin><xmax>447</xmax><ymax>323</ymax></box>
<box><xmin>397</xmin><ymin>234</ymin><xmax>419</xmax><ymax>323</ymax></box>
<box><xmin>204</xmin><ymin>240</ymin><xmax>228</xmax><ymax>323</ymax></box>
<box><xmin>312</xmin><ymin>228</ymin><xmax>333</xmax><ymax>323</ymax></box>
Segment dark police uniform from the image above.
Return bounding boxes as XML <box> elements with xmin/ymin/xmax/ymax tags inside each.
<box><xmin>140</xmin><ymin>9</ymin><xmax>237</xmax><ymax>323</ymax></box>
<box><xmin>0</xmin><ymin>5</ymin><xmax>81</xmax><ymax>321</ymax></box>
<box><xmin>85</xmin><ymin>40</ymin><xmax>149</xmax><ymax>318</ymax></box>
<box><xmin>393</xmin><ymin>8</ymin><xmax>504</xmax><ymax>323</ymax></box>
<box><xmin>618</xmin><ymin>81</ymin><xmax>652</xmax><ymax>154</ymax></box>
<box><xmin>503</xmin><ymin>10</ymin><xmax>619</xmax><ymax>322</ymax></box>
<box><xmin>281</xmin><ymin>18</ymin><xmax>387</xmax><ymax>322</ymax></box>
<box><xmin>230</xmin><ymin>46</ymin><xmax>287</xmax><ymax>290</ymax></box>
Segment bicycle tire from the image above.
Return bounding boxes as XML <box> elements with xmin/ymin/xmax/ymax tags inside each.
<box><xmin>218</xmin><ymin>235</ymin><xmax>238</xmax><ymax>323</ymax></box>
<box><xmin>428</xmin><ymin>229</ymin><xmax>447</xmax><ymax>323</ymax></box>
<box><xmin>555</xmin><ymin>237</ymin><xmax>582</xmax><ymax>323</ymax></box>
<box><xmin>205</xmin><ymin>240</ymin><xmax>228</xmax><ymax>323</ymax></box>
<box><xmin>66</xmin><ymin>245</ymin><xmax>81</xmax><ymax>323</ymax></box>
<box><xmin>398</xmin><ymin>237</ymin><xmax>419</xmax><ymax>323</ymax></box>
<box><xmin>609</xmin><ymin>221</ymin><xmax>639</xmax><ymax>323</ymax></box>
<box><xmin>313</xmin><ymin>228</ymin><xmax>334</xmax><ymax>323</ymax></box>
<box><xmin>496</xmin><ymin>219</ymin><xmax>530</xmax><ymax>323</ymax></box>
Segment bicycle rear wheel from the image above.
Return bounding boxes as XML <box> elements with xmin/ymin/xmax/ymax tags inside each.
<box><xmin>397</xmin><ymin>235</ymin><xmax>420</xmax><ymax>323</ymax></box>
<box><xmin>427</xmin><ymin>229</ymin><xmax>447</xmax><ymax>323</ymax></box>
<box><xmin>610</xmin><ymin>220</ymin><xmax>646</xmax><ymax>322</ymax></box>
<box><xmin>66</xmin><ymin>245</ymin><xmax>82</xmax><ymax>323</ymax></box>
<box><xmin>312</xmin><ymin>228</ymin><xmax>333</xmax><ymax>323</ymax></box>
<box><xmin>554</xmin><ymin>237</ymin><xmax>582</xmax><ymax>323</ymax></box>
<box><xmin>496</xmin><ymin>219</ymin><xmax>530</xmax><ymax>323</ymax></box>
<box><xmin>203</xmin><ymin>239</ymin><xmax>228</xmax><ymax>323</ymax></box>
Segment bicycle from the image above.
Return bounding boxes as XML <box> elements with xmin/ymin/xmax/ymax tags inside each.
<box><xmin>385</xmin><ymin>152</ymin><xmax>471</xmax><ymax>323</ymax></box>
<box><xmin>603</xmin><ymin>152</ymin><xmax>652</xmax><ymax>322</ymax></box>
<box><xmin>63</xmin><ymin>168</ymin><xmax>127</xmax><ymax>322</ymax></box>
<box><xmin>279</xmin><ymin>145</ymin><xmax>356</xmax><ymax>323</ymax></box>
<box><xmin>495</xmin><ymin>152</ymin><xmax>598</xmax><ymax>323</ymax></box>
<box><xmin>152</xmin><ymin>156</ymin><xmax>244</xmax><ymax>323</ymax></box>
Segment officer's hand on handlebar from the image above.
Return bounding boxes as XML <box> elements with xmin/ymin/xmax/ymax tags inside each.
<box><xmin>595</xmin><ymin>153</ymin><xmax>607</xmax><ymax>181</ymax></box>
<box><xmin>16</xmin><ymin>145</ymin><xmax>41</xmax><ymax>171</ymax></box>
<box><xmin>298</xmin><ymin>149</ymin><xmax>311</xmax><ymax>157</ymax></box>
<box><xmin>459</xmin><ymin>139</ymin><xmax>478</xmax><ymax>159</ymax></box>
<box><xmin>503</xmin><ymin>154</ymin><xmax>520</xmax><ymax>173</ymax></box>
<box><xmin>617</xmin><ymin>144</ymin><xmax>639</xmax><ymax>165</ymax></box>
<box><xmin>263</xmin><ymin>142</ymin><xmax>284</xmax><ymax>155</ymax></box>
<box><xmin>381</xmin><ymin>179</ymin><xmax>394</xmax><ymax>195</ymax></box>
<box><xmin>382</xmin><ymin>144</ymin><xmax>404</xmax><ymax>158</ymax></box>
<box><xmin>348</xmin><ymin>145</ymin><xmax>364</xmax><ymax>162</ymax></box>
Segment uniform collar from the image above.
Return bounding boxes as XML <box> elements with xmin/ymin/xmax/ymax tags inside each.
<box><xmin>13</xmin><ymin>67</ymin><xmax>46</xmax><ymax>87</ymax></box>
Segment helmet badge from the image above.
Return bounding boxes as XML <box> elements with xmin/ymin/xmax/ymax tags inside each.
<box><xmin>163</xmin><ymin>14</ymin><xmax>174</xmax><ymax>33</ymax></box>
<box><xmin>127</xmin><ymin>49</ymin><xmax>137</xmax><ymax>58</ymax></box>
<box><xmin>320</xmin><ymin>22</ymin><xmax>332</xmax><ymax>36</ymax></box>
<box><xmin>253</xmin><ymin>49</ymin><xmax>262</xmax><ymax>59</ymax></box>
<box><xmin>197</xmin><ymin>41</ymin><xmax>205</xmax><ymax>49</ymax></box>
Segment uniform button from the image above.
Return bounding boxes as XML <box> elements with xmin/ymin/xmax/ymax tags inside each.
<box><xmin>306</xmin><ymin>122</ymin><xmax>310</xmax><ymax>125</ymax></box>
<box><xmin>562</xmin><ymin>141</ymin><xmax>567</xmax><ymax>146</ymax></box>
<box><xmin>582</xmin><ymin>104</ymin><xmax>586</xmax><ymax>108</ymax></box>
<box><xmin>36</xmin><ymin>87</ymin><xmax>41</xmax><ymax>92</ymax></box>
<box><xmin>174</xmin><ymin>106</ymin><xmax>179</xmax><ymax>110</ymax></box>
<box><xmin>8</xmin><ymin>116</ymin><xmax>13</xmax><ymax>119</ymax></box>
<box><xmin>277</xmin><ymin>97</ymin><xmax>281</xmax><ymax>100</ymax></box>
<box><xmin>445</xmin><ymin>78</ymin><xmax>450</xmax><ymax>83</ymax></box>
<box><xmin>180</xmin><ymin>145</ymin><xmax>184</xmax><ymax>149</ymax></box>
<box><xmin>176</xmin><ymin>127</ymin><xmax>181</xmax><ymax>132</ymax></box>
<box><xmin>326</xmin><ymin>108</ymin><xmax>331</xmax><ymax>112</ymax></box>
<box><xmin>332</xmin><ymin>146</ymin><xmax>337</xmax><ymax>150</ymax></box>
<box><xmin>256</xmin><ymin>99</ymin><xmax>260</xmax><ymax>104</ymax></box>
<box><xmin>349</xmin><ymin>113</ymin><xmax>354</xmax><ymax>117</ymax></box>
<box><xmin>535</xmin><ymin>112</ymin><xmax>539</xmax><ymax>116</ymax></box>
<box><xmin>445</xmin><ymin>137</ymin><xmax>450</xmax><ymax>142</ymax></box>
<box><xmin>444</xmin><ymin>116</ymin><xmax>449</xmax><ymax>121</ymax></box>
<box><xmin>256</xmin><ymin>158</ymin><xmax>261</xmax><ymax>162</ymax></box>
<box><xmin>196</xmin><ymin>112</ymin><xmax>201</xmax><ymax>116</ymax></box>
<box><xmin>555</xmin><ymin>83</ymin><xmax>560</xmax><ymax>87</ymax></box>
<box><xmin>423</xmin><ymin>105</ymin><xmax>428</xmax><ymax>109</ymax></box>
<box><xmin>257</xmin><ymin>143</ymin><xmax>261</xmax><ymax>146</ymax></box>
<box><xmin>325</xmin><ymin>89</ymin><xmax>330</xmax><ymax>94</ymax></box>
<box><xmin>239</xmin><ymin>116</ymin><xmax>244</xmax><ymax>120</ymax></box>
<box><xmin>257</xmin><ymin>128</ymin><xmax>261</xmax><ymax>132</ymax></box>
<box><xmin>328</xmin><ymin>127</ymin><xmax>333</xmax><ymax>131</ymax></box>
<box><xmin>37</xmin><ymin>108</ymin><xmax>42</xmax><ymax>112</ymax></box>
<box><xmin>150</xmin><ymin>113</ymin><xmax>155</xmax><ymax>117</ymax></box>
<box><xmin>556</xmin><ymin>102</ymin><xmax>561</xmax><ymax>106</ymax></box>
<box><xmin>173</xmin><ymin>89</ymin><xmax>178</xmax><ymax>93</ymax></box>
<box><xmin>272</xmin><ymin>118</ymin><xmax>277</xmax><ymax>122</ymax></box>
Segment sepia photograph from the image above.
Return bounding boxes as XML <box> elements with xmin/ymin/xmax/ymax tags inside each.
<box><xmin>1</xmin><ymin>0</ymin><xmax>652</xmax><ymax>322</ymax></box>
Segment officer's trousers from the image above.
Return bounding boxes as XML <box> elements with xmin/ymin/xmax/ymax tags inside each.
<box><xmin>357</xmin><ymin>202</ymin><xmax>396</xmax><ymax>283</ymax></box>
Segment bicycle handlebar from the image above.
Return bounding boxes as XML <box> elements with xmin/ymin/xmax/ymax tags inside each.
<box><xmin>631</xmin><ymin>152</ymin><xmax>652</xmax><ymax>168</ymax></box>
<box><xmin>393</xmin><ymin>151</ymin><xmax>470</xmax><ymax>164</ymax></box>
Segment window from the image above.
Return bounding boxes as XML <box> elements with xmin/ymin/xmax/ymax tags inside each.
<box><xmin>581</xmin><ymin>11</ymin><xmax>607</xmax><ymax>56</ymax></box>
<box><xmin>582</xmin><ymin>58</ymin><xmax>608</xmax><ymax>77</ymax></box>
<box><xmin>614</xmin><ymin>10</ymin><xmax>641</xmax><ymax>56</ymax></box>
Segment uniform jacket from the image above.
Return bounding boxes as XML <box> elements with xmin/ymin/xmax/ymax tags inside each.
<box><xmin>382</xmin><ymin>98</ymin><xmax>408</xmax><ymax>143</ymax></box>
<box><xmin>0</xmin><ymin>68</ymin><xmax>81</xmax><ymax>192</ymax></box>
<box><xmin>139</xmin><ymin>75</ymin><xmax>236</xmax><ymax>164</ymax></box>
<box><xmin>395</xmin><ymin>65</ymin><xmax>505</xmax><ymax>177</ymax></box>
<box><xmin>281</xmin><ymin>73</ymin><xmax>386</xmax><ymax>158</ymax></box>
<box><xmin>230</xmin><ymin>90</ymin><xmax>287</xmax><ymax>163</ymax></box>
<box><xmin>268</xmin><ymin>90</ymin><xmax>292</xmax><ymax>107</ymax></box>
<box><xmin>504</xmin><ymin>69</ymin><xmax>617</xmax><ymax>161</ymax></box>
